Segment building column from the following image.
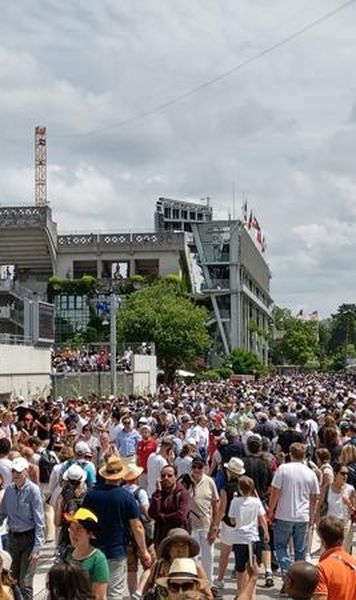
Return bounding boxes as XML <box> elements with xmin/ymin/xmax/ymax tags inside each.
<box><xmin>229</xmin><ymin>221</ymin><xmax>240</xmax><ymax>350</ymax></box>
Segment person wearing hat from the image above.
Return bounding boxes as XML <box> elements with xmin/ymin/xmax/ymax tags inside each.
<box><xmin>61</xmin><ymin>441</ymin><xmax>96</xmax><ymax>488</ymax></box>
<box><xmin>0</xmin><ymin>549</ymin><xmax>18</xmax><ymax>600</ymax></box>
<box><xmin>82</xmin><ymin>455</ymin><xmax>152</xmax><ymax>600</ymax></box>
<box><xmin>55</xmin><ymin>463</ymin><xmax>87</xmax><ymax>557</ymax></box>
<box><xmin>212</xmin><ymin>457</ymin><xmax>245</xmax><ymax>598</ymax></box>
<box><xmin>65</xmin><ymin>508</ymin><xmax>109</xmax><ymax>600</ymax></box>
<box><xmin>123</xmin><ymin>465</ymin><xmax>155</xmax><ymax>596</ymax></box>
<box><xmin>156</xmin><ymin>557</ymin><xmax>212</xmax><ymax>600</ymax></box>
<box><xmin>0</xmin><ymin>457</ymin><xmax>44</xmax><ymax>600</ymax></box>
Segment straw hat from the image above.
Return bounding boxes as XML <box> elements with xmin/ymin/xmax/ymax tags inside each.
<box><xmin>124</xmin><ymin>465</ymin><xmax>144</xmax><ymax>482</ymax></box>
<box><xmin>224</xmin><ymin>457</ymin><xmax>245</xmax><ymax>476</ymax></box>
<box><xmin>99</xmin><ymin>455</ymin><xmax>128</xmax><ymax>481</ymax></box>
<box><xmin>158</xmin><ymin>528</ymin><xmax>199</xmax><ymax>559</ymax></box>
<box><xmin>156</xmin><ymin>558</ymin><xmax>210</xmax><ymax>592</ymax></box>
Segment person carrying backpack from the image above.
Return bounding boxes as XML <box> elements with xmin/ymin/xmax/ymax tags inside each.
<box><xmin>54</xmin><ymin>464</ymin><xmax>87</xmax><ymax>558</ymax></box>
<box><xmin>122</xmin><ymin>466</ymin><xmax>155</xmax><ymax>597</ymax></box>
<box><xmin>38</xmin><ymin>439</ymin><xmax>60</xmax><ymax>543</ymax></box>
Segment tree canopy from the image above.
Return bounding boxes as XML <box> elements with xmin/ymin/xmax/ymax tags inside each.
<box><xmin>269</xmin><ymin>306</ymin><xmax>319</xmax><ymax>366</ymax></box>
<box><xmin>116</xmin><ymin>281</ymin><xmax>210</xmax><ymax>380</ymax></box>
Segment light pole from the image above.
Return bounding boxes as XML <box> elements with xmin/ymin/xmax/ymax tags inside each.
<box><xmin>96</xmin><ymin>291</ymin><xmax>120</xmax><ymax>397</ymax></box>
<box><xmin>110</xmin><ymin>292</ymin><xmax>118</xmax><ymax>397</ymax></box>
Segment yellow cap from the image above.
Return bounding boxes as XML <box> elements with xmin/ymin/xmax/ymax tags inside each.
<box><xmin>64</xmin><ymin>508</ymin><xmax>98</xmax><ymax>523</ymax></box>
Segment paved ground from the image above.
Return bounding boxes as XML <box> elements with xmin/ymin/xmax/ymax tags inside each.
<box><xmin>32</xmin><ymin>541</ymin><xmax>287</xmax><ymax>600</ymax></box>
<box><xmin>33</xmin><ymin>530</ymin><xmax>355</xmax><ymax>599</ymax></box>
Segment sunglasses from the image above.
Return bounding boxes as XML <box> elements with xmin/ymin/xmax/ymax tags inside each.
<box><xmin>340</xmin><ymin>471</ymin><xmax>348</xmax><ymax>476</ymax></box>
<box><xmin>168</xmin><ymin>581</ymin><xmax>196</xmax><ymax>593</ymax></box>
<box><xmin>192</xmin><ymin>465</ymin><xmax>203</xmax><ymax>470</ymax></box>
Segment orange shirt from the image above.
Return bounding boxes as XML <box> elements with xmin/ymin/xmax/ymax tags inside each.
<box><xmin>315</xmin><ymin>546</ymin><xmax>356</xmax><ymax>600</ymax></box>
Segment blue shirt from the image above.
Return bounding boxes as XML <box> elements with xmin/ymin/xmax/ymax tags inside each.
<box><xmin>82</xmin><ymin>482</ymin><xmax>140</xmax><ymax>559</ymax></box>
<box><xmin>116</xmin><ymin>429</ymin><xmax>140</xmax><ymax>456</ymax></box>
<box><xmin>0</xmin><ymin>479</ymin><xmax>45</xmax><ymax>552</ymax></box>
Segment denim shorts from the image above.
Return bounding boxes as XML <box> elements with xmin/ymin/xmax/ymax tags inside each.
<box><xmin>233</xmin><ymin>542</ymin><xmax>262</xmax><ymax>572</ymax></box>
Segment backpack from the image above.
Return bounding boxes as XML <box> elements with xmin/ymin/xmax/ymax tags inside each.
<box><xmin>132</xmin><ymin>487</ymin><xmax>154</xmax><ymax>544</ymax></box>
<box><xmin>39</xmin><ymin>450</ymin><xmax>58</xmax><ymax>484</ymax></box>
<box><xmin>222</xmin><ymin>478</ymin><xmax>241</xmax><ymax>527</ymax></box>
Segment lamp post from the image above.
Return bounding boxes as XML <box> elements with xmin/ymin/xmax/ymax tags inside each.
<box><xmin>110</xmin><ymin>292</ymin><xmax>118</xmax><ymax>397</ymax></box>
<box><xmin>95</xmin><ymin>291</ymin><xmax>120</xmax><ymax>397</ymax></box>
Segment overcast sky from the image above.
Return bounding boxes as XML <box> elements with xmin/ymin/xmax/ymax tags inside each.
<box><xmin>0</xmin><ymin>0</ymin><xmax>355</xmax><ymax>317</ymax></box>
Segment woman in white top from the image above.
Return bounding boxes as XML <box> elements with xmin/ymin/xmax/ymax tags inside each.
<box><xmin>324</xmin><ymin>463</ymin><xmax>356</xmax><ymax>552</ymax></box>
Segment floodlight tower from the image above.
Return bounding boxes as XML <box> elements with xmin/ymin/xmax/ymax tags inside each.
<box><xmin>34</xmin><ymin>126</ymin><xmax>47</xmax><ymax>206</ymax></box>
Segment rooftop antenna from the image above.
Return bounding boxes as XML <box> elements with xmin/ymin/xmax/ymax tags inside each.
<box><xmin>34</xmin><ymin>126</ymin><xmax>47</xmax><ymax>206</ymax></box>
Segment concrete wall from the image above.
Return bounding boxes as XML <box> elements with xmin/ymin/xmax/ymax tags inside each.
<box><xmin>0</xmin><ymin>344</ymin><xmax>51</xmax><ymax>397</ymax></box>
<box><xmin>56</xmin><ymin>250</ymin><xmax>181</xmax><ymax>279</ymax></box>
<box><xmin>52</xmin><ymin>354</ymin><xmax>157</xmax><ymax>398</ymax></box>
<box><xmin>132</xmin><ymin>354</ymin><xmax>157</xmax><ymax>395</ymax></box>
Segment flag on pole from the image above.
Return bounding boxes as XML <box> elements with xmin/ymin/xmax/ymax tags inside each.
<box><xmin>247</xmin><ymin>210</ymin><xmax>253</xmax><ymax>229</ymax></box>
<box><xmin>252</xmin><ymin>216</ymin><xmax>261</xmax><ymax>231</ymax></box>
<box><xmin>242</xmin><ymin>198</ymin><xmax>248</xmax><ymax>223</ymax></box>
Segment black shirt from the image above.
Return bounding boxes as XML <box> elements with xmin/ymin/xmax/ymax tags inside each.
<box><xmin>243</xmin><ymin>455</ymin><xmax>272</xmax><ymax>503</ymax></box>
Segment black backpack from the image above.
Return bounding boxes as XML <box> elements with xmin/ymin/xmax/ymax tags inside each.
<box><xmin>39</xmin><ymin>450</ymin><xmax>58</xmax><ymax>484</ymax></box>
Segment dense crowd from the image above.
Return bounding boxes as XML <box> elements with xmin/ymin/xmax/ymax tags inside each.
<box><xmin>0</xmin><ymin>373</ymin><xmax>355</xmax><ymax>600</ymax></box>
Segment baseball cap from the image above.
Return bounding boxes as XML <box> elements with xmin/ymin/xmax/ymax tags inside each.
<box><xmin>75</xmin><ymin>441</ymin><xmax>91</xmax><ymax>456</ymax></box>
<box><xmin>63</xmin><ymin>464</ymin><xmax>87</xmax><ymax>482</ymax></box>
<box><xmin>64</xmin><ymin>508</ymin><xmax>98</xmax><ymax>526</ymax></box>
<box><xmin>11</xmin><ymin>457</ymin><xmax>29</xmax><ymax>473</ymax></box>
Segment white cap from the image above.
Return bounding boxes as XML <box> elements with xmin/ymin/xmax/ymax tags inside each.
<box><xmin>0</xmin><ymin>550</ymin><xmax>12</xmax><ymax>571</ymax></box>
<box><xmin>63</xmin><ymin>464</ymin><xmax>87</xmax><ymax>482</ymax></box>
<box><xmin>11</xmin><ymin>457</ymin><xmax>29</xmax><ymax>473</ymax></box>
<box><xmin>75</xmin><ymin>441</ymin><xmax>91</xmax><ymax>456</ymax></box>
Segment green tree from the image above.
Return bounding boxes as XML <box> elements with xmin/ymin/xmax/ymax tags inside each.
<box><xmin>117</xmin><ymin>282</ymin><xmax>211</xmax><ymax>380</ymax></box>
<box><xmin>269</xmin><ymin>306</ymin><xmax>319</xmax><ymax>366</ymax></box>
<box><xmin>328</xmin><ymin>304</ymin><xmax>356</xmax><ymax>354</ymax></box>
<box><xmin>224</xmin><ymin>347</ymin><xmax>265</xmax><ymax>376</ymax></box>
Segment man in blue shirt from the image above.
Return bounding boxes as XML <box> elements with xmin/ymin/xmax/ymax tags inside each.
<box><xmin>82</xmin><ymin>454</ymin><xmax>151</xmax><ymax>600</ymax></box>
<box><xmin>116</xmin><ymin>417</ymin><xmax>141</xmax><ymax>467</ymax></box>
<box><xmin>0</xmin><ymin>457</ymin><xmax>44</xmax><ymax>600</ymax></box>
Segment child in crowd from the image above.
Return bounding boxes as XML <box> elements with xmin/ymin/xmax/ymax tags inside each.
<box><xmin>228</xmin><ymin>475</ymin><xmax>269</xmax><ymax>597</ymax></box>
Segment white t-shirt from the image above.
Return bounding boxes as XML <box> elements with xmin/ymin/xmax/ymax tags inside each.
<box><xmin>327</xmin><ymin>484</ymin><xmax>354</xmax><ymax>521</ymax></box>
<box><xmin>228</xmin><ymin>496</ymin><xmax>265</xmax><ymax>543</ymax></box>
<box><xmin>272</xmin><ymin>462</ymin><xmax>320</xmax><ymax>522</ymax></box>
<box><xmin>191</xmin><ymin>425</ymin><xmax>209</xmax><ymax>450</ymax></box>
<box><xmin>147</xmin><ymin>453</ymin><xmax>167</xmax><ymax>497</ymax></box>
<box><xmin>175</xmin><ymin>455</ymin><xmax>193</xmax><ymax>478</ymax></box>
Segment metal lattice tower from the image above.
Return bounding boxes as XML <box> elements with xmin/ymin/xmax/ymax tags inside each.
<box><xmin>34</xmin><ymin>126</ymin><xmax>47</xmax><ymax>206</ymax></box>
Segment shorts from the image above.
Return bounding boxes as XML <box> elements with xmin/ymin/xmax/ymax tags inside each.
<box><xmin>233</xmin><ymin>542</ymin><xmax>262</xmax><ymax>573</ymax></box>
<box><xmin>127</xmin><ymin>540</ymin><xmax>155</xmax><ymax>573</ymax></box>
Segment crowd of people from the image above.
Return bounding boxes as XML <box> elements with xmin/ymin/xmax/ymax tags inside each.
<box><xmin>51</xmin><ymin>343</ymin><xmax>153</xmax><ymax>374</ymax></box>
<box><xmin>0</xmin><ymin>373</ymin><xmax>355</xmax><ymax>599</ymax></box>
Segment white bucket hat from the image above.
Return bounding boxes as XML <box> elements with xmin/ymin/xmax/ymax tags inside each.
<box><xmin>224</xmin><ymin>457</ymin><xmax>245</xmax><ymax>476</ymax></box>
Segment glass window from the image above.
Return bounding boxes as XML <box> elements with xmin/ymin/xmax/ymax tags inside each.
<box><xmin>164</xmin><ymin>207</ymin><xmax>171</xmax><ymax>218</ymax></box>
<box><xmin>182</xmin><ymin>210</ymin><xmax>187</xmax><ymax>219</ymax></box>
<box><xmin>172</xmin><ymin>208</ymin><xmax>180</xmax><ymax>219</ymax></box>
<box><xmin>189</xmin><ymin>211</ymin><xmax>196</xmax><ymax>220</ymax></box>
<box><xmin>197</xmin><ymin>213</ymin><xmax>203</xmax><ymax>221</ymax></box>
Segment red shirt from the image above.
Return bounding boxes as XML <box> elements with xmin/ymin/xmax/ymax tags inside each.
<box><xmin>137</xmin><ymin>438</ymin><xmax>158</xmax><ymax>472</ymax></box>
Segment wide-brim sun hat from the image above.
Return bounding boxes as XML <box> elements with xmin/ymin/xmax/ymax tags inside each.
<box><xmin>124</xmin><ymin>465</ymin><xmax>144</xmax><ymax>481</ymax></box>
<box><xmin>99</xmin><ymin>455</ymin><xmax>128</xmax><ymax>481</ymax></box>
<box><xmin>156</xmin><ymin>558</ymin><xmax>210</xmax><ymax>592</ymax></box>
<box><xmin>224</xmin><ymin>457</ymin><xmax>245</xmax><ymax>476</ymax></box>
<box><xmin>158</xmin><ymin>528</ymin><xmax>200</xmax><ymax>559</ymax></box>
